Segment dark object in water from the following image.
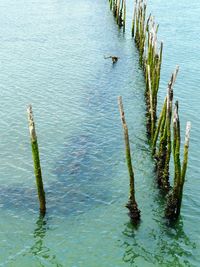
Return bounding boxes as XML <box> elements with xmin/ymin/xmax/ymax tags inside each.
<box><xmin>104</xmin><ymin>55</ymin><xmax>119</xmax><ymax>64</ymax></box>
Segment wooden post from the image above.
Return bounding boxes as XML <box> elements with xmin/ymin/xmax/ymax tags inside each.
<box><xmin>132</xmin><ymin>0</ymin><xmax>137</xmax><ymax>37</ymax></box>
<box><xmin>165</xmin><ymin>101</ymin><xmax>181</xmax><ymax>219</ymax></box>
<box><xmin>156</xmin><ymin>41</ymin><xmax>163</xmax><ymax>93</ymax></box>
<box><xmin>118</xmin><ymin>96</ymin><xmax>140</xmax><ymax>224</ymax></box>
<box><xmin>156</xmin><ymin>67</ymin><xmax>179</xmax><ymax>192</ymax></box>
<box><xmin>165</xmin><ymin>102</ymin><xmax>191</xmax><ymax>220</ymax></box>
<box><xmin>113</xmin><ymin>0</ymin><xmax>117</xmax><ymax>17</ymax></box>
<box><xmin>116</xmin><ymin>0</ymin><xmax>120</xmax><ymax>22</ymax></box>
<box><xmin>177</xmin><ymin>121</ymin><xmax>191</xmax><ymax>214</ymax></box>
<box><xmin>147</xmin><ymin>64</ymin><xmax>154</xmax><ymax>140</ymax></box>
<box><xmin>27</xmin><ymin>105</ymin><xmax>46</xmax><ymax>214</ymax></box>
<box><xmin>123</xmin><ymin>0</ymin><xmax>126</xmax><ymax>32</ymax></box>
<box><xmin>109</xmin><ymin>0</ymin><xmax>113</xmax><ymax>10</ymax></box>
<box><xmin>152</xmin><ymin>97</ymin><xmax>167</xmax><ymax>156</ymax></box>
<box><xmin>181</xmin><ymin>122</ymin><xmax>191</xmax><ymax>183</ymax></box>
<box><xmin>118</xmin><ymin>0</ymin><xmax>123</xmax><ymax>27</ymax></box>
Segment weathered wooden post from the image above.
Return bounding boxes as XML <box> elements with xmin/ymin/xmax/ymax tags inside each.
<box><xmin>108</xmin><ymin>0</ymin><xmax>126</xmax><ymax>30</ymax></box>
<box><xmin>147</xmin><ymin>64</ymin><xmax>154</xmax><ymax>139</ymax></box>
<box><xmin>123</xmin><ymin>0</ymin><xmax>126</xmax><ymax>32</ymax></box>
<box><xmin>118</xmin><ymin>96</ymin><xmax>140</xmax><ymax>224</ymax></box>
<box><xmin>152</xmin><ymin>97</ymin><xmax>167</xmax><ymax>156</ymax></box>
<box><xmin>181</xmin><ymin>122</ymin><xmax>191</xmax><ymax>184</ymax></box>
<box><xmin>27</xmin><ymin>105</ymin><xmax>46</xmax><ymax>214</ymax></box>
<box><xmin>165</xmin><ymin>102</ymin><xmax>191</xmax><ymax>220</ymax></box>
<box><xmin>132</xmin><ymin>0</ymin><xmax>137</xmax><ymax>37</ymax></box>
<box><xmin>156</xmin><ymin>67</ymin><xmax>179</xmax><ymax>192</ymax></box>
<box><xmin>109</xmin><ymin>0</ymin><xmax>113</xmax><ymax>10</ymax></box>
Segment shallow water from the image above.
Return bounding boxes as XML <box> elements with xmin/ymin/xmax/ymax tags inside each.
<box><xmin>0</xmin><ymin>0</ymin><xmax>199</xmax><ymax>266</ymax></box>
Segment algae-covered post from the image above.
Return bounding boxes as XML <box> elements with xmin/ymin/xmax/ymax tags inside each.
<box><xmin>181</xmin><ymin>122</ymin><xmax>191</xmax><ymax>185</ymax></box>
<box><xmin>118</xmin><ymin>96</ymin><xmax>140</xmax><ymax>224</ymax></box>
<box><xmin>116</xmin><ymin>0</ymin><xmax>120</xmax><ymax>21</ymax></box>
<box><xmin>152</xmin><ymin>97</ymin><xmax>167</xmax><ymax>156</ymax></box>
<box><xmin>108</xmin><ymin>0</ymin><xmax>126</xmax><ymax>30</ymax></box>
<box><xmin>145</xmin><ymin>19</ymin><xmax>162</xmax><ymax>138</ymax></box>
<box><xmin>109</xmin><ymin>0</ymin><xmax>113</xmax><ymax>10</ymax></box>
<box><xmin>123</xmin><ymin>0</ymin><xmax>126</xmax><ymax>32</ymax></box>
<box><xmin>156</xmin><ymin>66</ymin><xmax>179</xmax><ymax>192</ymax></box>
<box><xmin>165</xmin><ymin>102</ymin><xmax>191</xmax><ymax>220</ymax></box>
<box><xmin>27</xmin><ymin>105</ymin><xmax>46</xmax><ymax>214</ymax></box>
<box><xmin>132</xmin><ymin>0</ymin><xmax>147</xmax><ymax>60</ymax></box>
<box><xmin>108</xmin><ymin>0</ymin><xmax>191</xmax><ymax>222</ymax></box>
<box><xmin>147</xmin><ymin>64</ymin><xmax>155</xmax><ymax>140</ymax></box>
<box><xmin>131</xmin><ymin>0</ymin><xmax>163</xmax><ymax>141</ymax></box>
<box><xmin>131</xmin><ymin>0</ymin><xmax>137</xmax><ymax>37</ymax></box>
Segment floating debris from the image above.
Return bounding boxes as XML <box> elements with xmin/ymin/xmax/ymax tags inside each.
<box><xmin>104</xmin><ymin>55</ymin><xmax>120</xmax><ymax>64</ymax></box>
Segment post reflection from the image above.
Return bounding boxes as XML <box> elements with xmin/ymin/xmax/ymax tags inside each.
<box><xmin>30</xmin><ymin>213</ymin><xmax>63</xmax><ymax>267</ymax></box>
<box><xmin>121</xmin><ymin>218</ymin><xmax>196</xmax><ymax>267</ymax></box>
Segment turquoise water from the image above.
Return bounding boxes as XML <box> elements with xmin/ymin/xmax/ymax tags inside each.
<box><xmin>0</xmin><ymin>0</ymin><xmax>199</xmax><ymax>266</ymax></box>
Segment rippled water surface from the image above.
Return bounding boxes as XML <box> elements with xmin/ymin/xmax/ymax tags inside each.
<box><xmin>0</xmin><ymin>0</ymin><xmax>199</xmax><ymax>266</ymax></box>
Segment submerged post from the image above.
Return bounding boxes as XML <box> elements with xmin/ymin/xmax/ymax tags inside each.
<box><xmin>118</xmin><ymin>96</ymin><xmax>140</xmax><ymax>224</ymax></box>
<box><xmin>27</xmin><ymin>105</ymin><xmax>46</xmax><ymax>214</ymax></box>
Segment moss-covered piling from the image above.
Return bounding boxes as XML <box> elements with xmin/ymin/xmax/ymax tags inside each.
<box><xmin>27</xmin><ymin>105</ymin><xmax>46</xmax><ymax>214</ymax></box>
<box><xmin>131</xmin><ymin>0</ymin><xmax>163</xmax><ymax>140</ymax></box>
<box><xmin>152</xmin><ymin>97</ymin><xmax>167</xmax><ymax>156</ymax></box>
<box><xmin>118</xmin><ymin>96</ymin><xmax>140</xmax><ymax>224</ymax></box>
<box><xmin>107</xmin><ymin>0</ymin><xmax>192</xmax><ymax>221</ymax></box>
<box><xmin>165</xmin><ymin>102</ymin><xmax>191</xmax><ymax>220</ymax></box>
<box><xmin>181</xmin><ymin>122</ymin><xmax>191</xmax><ymax>183</ymax></box>
<box><xmin>132</xmin><ymin>0</ymin><xmax>147</xmax><ymax>60</ymax></box>
<box><xmin>123</xmin><ymin>0</ymin><xmax>126</xmax><ymax>32</ymax></box>
<box><xmin>109</xmin><ymin>0</ymin><xmax>126</xmax><ymax>30</ymax></box>
<box><xmin>155</xmin><ymin>67</ymin><xmax>179</xmax><ymax>192</ymax></box>
<box><xmin>109</xmin><ymin>0</ymin><xmax>113</xmax><ymax>10</ymax></box>
<box><xmin>132</xmin><ymin>0</ymin><xmax>137</xmax><ymax>37</ymax></box>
